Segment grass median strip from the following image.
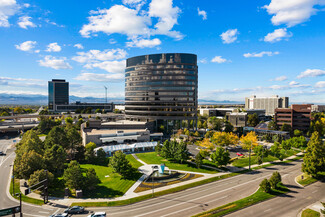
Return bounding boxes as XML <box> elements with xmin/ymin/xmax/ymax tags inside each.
<box><xmin>193</xmin><ymin>183</ymin><xmax>289</xmax><ymax>217</ymax></box>
<box><xmin>10</xmin><ymin>179</ymin><xmax>44</xmax><ymax>205</ymax></box>
<box><xmin>301</xmin><ymin>208</ymin><xmax>320</xmax><ymax>217</ymax></box>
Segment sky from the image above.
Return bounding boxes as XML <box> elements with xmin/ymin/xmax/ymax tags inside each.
<box><xmin>1</xmin><ymin>0</ymin><xmax>325</xmax><ymax>103</ymax></box>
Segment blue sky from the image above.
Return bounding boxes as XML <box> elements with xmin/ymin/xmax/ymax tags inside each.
<box><xmin>1</xmin><ymin>0</ymin><xmax>325</xmax><ymax>103</ymax></box>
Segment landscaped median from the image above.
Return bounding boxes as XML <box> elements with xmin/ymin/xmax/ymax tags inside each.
<box><xmin>192</xmin><ymin>183</ymin><xmax>289</xmax><ymax>217</ymax></box>
<box><xmin>301</xmin><ymin>208</ymin><xmax>320</xmax><ymax>217</ymax></box>
<box><xmin>296</xmin><ymin>172</ymin><xmax>325</xmax><ymax>187</ymax></box>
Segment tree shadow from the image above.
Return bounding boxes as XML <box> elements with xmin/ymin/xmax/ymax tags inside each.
<box><xmin>83</xmin><ymin>185</ymin><xmax>124</xmax><ymax>198</ymax></box>
<box><xmin>284</xmin><ymin>184</ymin><xmax>302</xmax><ymax>189</ymax></box>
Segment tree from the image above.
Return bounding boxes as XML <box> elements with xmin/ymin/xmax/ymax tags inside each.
<box><xmin>66</xmin><ymin>126</ymin><xmax>82</xmax><ymax>160</ymax></box>
<box><xmin>85</xmin><ymin>142</ymin><xmax>96</xmax><ymax>163</ymax></box>
<box><xmin>65</xmin><ymin>117</ymin><xmax>73</xmax><ymax>125</ymax></box>
<box><xmin>63</xmin><ymin>161</ymin><xmax>85</xmax><ymax>190</ymax></box>
<box><xmin>293</xmin><ymin>129</ymin><xmax>302</xmax><ymax>137</ymax></box>
<box><xmin>240</xmin><ymin>132</ymin><xmax>258</xmax><ymax>170</ymax></box>
<box><xmin>260</xmin><ymin>178</ymin><xmax>271</xmax><ymax>193</ymax></box>
<box><xmin>281</xmin><ymin>140</ymin><xmax>291</xmax><ymax>154</ymax></box>
<box><xmin>268</xmin><ymin>120</ymin><xmax>277</xmax><ymax>130</ymax></box>
<box><xmin>281</xmin><ymin>123</ymin><xmax>292</xmax><ymax>133</ymax></box>
<box><xmin>174</xmin><ymin>142</ymin><xmax>189</xmax><ymax>164</ymax></box>
<box><xmin>95</xmin><ymin>108</ymin><xmax>102</xmax><ymax>114</ymax></box>
<box><xmin>197</xmin><ymin>120</ymin><xmax>202</xmax><ymax>129</ymax></box>
<box><xmin>253</xmin><ymin>145</ymin><xmax>268</xmax><ymax>165</ymax></box>
<box><xmin>271</xmin><ymin>142</ymin><xmax>283</xmax><ymax>161</ymax></box>
<box><xmin>302</xmin><ymin>132</ymin><xmax>325</xmax><ymax>177</ymax></box>
<box><xmin>96</xmin><ymin>148</ymin><xmax>108</xmax><ymax>166</ymax></box>
<box><xmin>269</xmin><ymin>171</ymin><xmax>281</xmax><ymax>189</ymax></box>
<box><xmin>195</xmin><ymin>153</ymin><xmax>203</xmax><ymax>169</ymax></box>
<box><xmin>224</xmin><ymin>121</ymin><xmax>233</xmax><ymax>133</ymax></box>
<box><xmin>109</xmin><ymin>151</ymin><xmax>133</xmax><ymax>178</ymax></box>
<box><xmin>74</xmin><ymin>145</ymin><xmax>86</xmax><ymax>162</ymax></box>
<box><xmin>198</xmin><ymin>138</ymin><xmax>214</xmax><ymax>151</ymax></box>
<box><xmin>85</xmin><ymin>168</ymin><xmax>100</xmax><ymax>190</ymax></box>
<box><xmin>199</xmin><ymin>149</ymin><xmax>210</xmax><ymax>158</ymax></box>
<box><xmin>44</xmin><ymin>126</ymin><xmax>69</xmax><ymax>150</ymax></box>
<box><xmin>193</xmin><ymin>131</ymin><xmax>200</xmax><ymax>137</ymax></box>
<box><xmin>202</xmin><ymin>121</ymin><xmax>208</xmax><ymax>129</ymax></box>
<box><xmin>14</xmin><ymin>150</ymin><xmax>45</xmax><ymax>179</ymax></box>
<box><xmin>211</xmin><ymin>147</ymin><xmax>230</xmax><ymax>167</ymax></box>
<box><xmin>29</xmin><ymin>169</ymin><xmax>54</xmax><ymax>187</ymax></box>
<box><xmin>15</xmin><ymin>129</ymin><xmax>44</xmax><ymax>158</ymax></box>
<box><xmin>44</xmin><ymin>144</ymin><xmax>66</xmax><ymax>174</ymax></box>
<box><xmin>211</xmin><ymin>132</ymin><xmax>239</xmax><ymax>147</ymax></box>
<box><xmin>204</xmin><ymin>131</ymin><xmax>214</xmax><ymax>138</ymax></box>
<box><xmin>155</xmin><ymin>141</ymin><xmax>162</xmax><ymax>155</ymax></box>
<box><xmin>207</xmin><ymin>117</ymin><xmax>222</xmax><ymax>131</ymax></box>
<box><xmin>247</xmin><ymin>113</ymin><xmax>259</xmax><ymax>127</ymax></box>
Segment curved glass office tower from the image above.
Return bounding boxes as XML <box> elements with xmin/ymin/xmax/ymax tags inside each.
<box><xmin>125</xmin><ymin>53</ymin><xmax>198</xmax><ymax>130</ymax></box>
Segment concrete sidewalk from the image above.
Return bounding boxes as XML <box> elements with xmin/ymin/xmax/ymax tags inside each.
<box><xmin>298</xmin><ymin>198</ymin><xmax>325</xmax><ymax>217</ymax></box>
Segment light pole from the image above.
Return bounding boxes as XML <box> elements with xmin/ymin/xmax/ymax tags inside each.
<box><xmin>15</xmin><ymin>193</ymin><xmax>22</xmax><ymax>217</ymax></box>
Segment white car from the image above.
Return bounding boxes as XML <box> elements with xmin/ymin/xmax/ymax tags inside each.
<box><xmin>87</xmin><ymin>212</ymin><xmax>106</xmax><ymax>217</ymax></box>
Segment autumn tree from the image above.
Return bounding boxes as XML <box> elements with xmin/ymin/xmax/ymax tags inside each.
<box><xmin>211</xmin><ymin>132</ymin><xmax>239</xmax><ymax>147</ymax></box>
<box><xmin>240</xmin><ymin>131</ymin><xmax>258</xmax><ymax>170</ymax></box>
<box><xmin>198</xmin><ymin>138</ymin><xmax>214</xmax><ymax>151</ymax></box>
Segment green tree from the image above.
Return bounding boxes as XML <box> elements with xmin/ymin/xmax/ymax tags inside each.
<box><xmin>260</xmin><ymin>178</ymin><xmax>271</xmax><ymax>193</ymax></box>
<box><xmin>281</xmin><ymin>140</ymin><xmax>291</xmax><ymax>154</ymax></box>
<box><xmin>95</xmin><ymin>108</ymin><xmax>102</xmax><ymax>114</ymax></box>
<box><xmin>109</xmin><ymin>151</ymin><xmax>133</xmax><ymax>177</ymax></box>
<box><xmin>44</xmin><ymin>144</ymin><xmax>66</xmax><ymax>174</ymax></box>
<box><xmin>16</xmin><ymin>129</ymin><xmax>44</xmax><ymax>157</ymax></box>
<box><xmin>155</xmin><ymin>141</ymin><xmax>162</xmax><ymax>155</ymax></box>
<box><xmin>269</xmin><ymin>171</ymin><xmax>281</xmax><ymax>189</ymax></box>
<box><xmin>207</xmin><ymin>117</ymin><xmax>222</xmax><ymax>131</ymax></box>
<box><xmin>293</xmin><ymin>129</ymin><xmax>302</xmax><ymax>137</ymax></box>
<box><xmin>195</xmin><ymin>153</ymin><xmax>203</xmax><ymax>169</ymax></box>
<box><xmin>271</xmin><ymin>141</ymin><xmax>283</xmax><ymax>161</ymax></box>
<box><xmin>75</xmin><ymin>144</ymin><xmax>86</xmax><ymax>162</ymax></box>
<box><xmin>65</xmin><ymin>117</ymin><xmax>73</xmax><ymax>125</ymax></box>
<box><xmin>29</xmin><ymin>169</ymin><xmax>54</xmax><ymax>187</ymax></box>
<box><xmin>197</xmin><ymin>120</ymin><xmax>202</xmax><ymax>129</ymax></box>
<box><xmin>224</xmin><ymin>121</ymin><xmax>233</xmax><ymax>133</ymax></box>
<box><xmin>211</xmin><ymin>147</ymin><xmax>230</xmax><ymax>167</ymax></box>
<box><xmin>253</xmin><ymin>145</ymin><xmax>268</xmax><ymax>165</ymax></box>
<box><xmin>66</xmin><ymin>126</ymin><xmax>82</xmax><ymax>160</ymax></box>
<box><xmin>247</xmin><ymin>113</ymin><xmax>259</xmax><ymax>127</ymax></box>
<box><xmin>63</xmin><ymin>161</ymin><xmax>85</xmax><ymax>190</ymax></box>
<box><xmin>85</xmin><ymin>142</ymin><xmax>96</xmax><ymax>163</ymax></box>
<box><xmin>44</xmin><ymin>126</ymin><xmax>69</xmax><ymax>150</ymax></box>
<box><xmin>174</xmin><ymin>142</ymin><xmax>189</xmax><ymax>164</ymax></box>
<box><xmin>202</xmin><ymin>121</ymin><xmax>207</xmax><ymax>129</ymax></box>
<box><xmin>268</xmin><ymin>120</ymin><xmax>278</xmax><ymax>130</ymax></box>
<box><xmin>302</xmin><ymin>132</ymin><xmax>325</xmax><ymax>177</ymax></box>
<box><xmin>15</xmin><ymin>150</ymin><xmax>45</xmax><ymax>179</ymax></box>
<box><xmin>85</xmin><ymin>168</ymin><xmax>100</xmax><ymax>190</ymax></box>
<box><xmin>96</xmin><ymin>148</ymin><xmax>108</xmax><ymax>166</ymax></box>
<box><xmin>281</xmin><ymin>123</ymin><xmax>292</xmax><ymax>133</ymax></box>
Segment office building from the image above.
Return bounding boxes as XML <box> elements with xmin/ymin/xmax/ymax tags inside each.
<box><xmin>274</xmin><ymin>104</ymin><xmax>312</xmax><ymax>131</ymax></box>
<box><xmin>245</xmin><ymin>95</ymin><xmax>289</xmax><ymax>116</ymax></box>
<box><xmin>125</xmin><ymin>53</ymin><xmax>198</xmax><ymax>129</ymax></box>
<box><xmin>48</xmin><ymin>79</ymin><xmax>69</xmax><ymax>111</ymax></box>
<box><xmin>311</xmin><ymin>105</ymin><xmax>325</xmax><ymax>113</ymax></box>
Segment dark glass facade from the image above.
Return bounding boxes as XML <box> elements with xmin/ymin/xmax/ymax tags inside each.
<box><xmin>125</xmin><ymin>53</ymin><xmax>198</xmax><ymax>125</ymax></box>
<box><xmin>48</xmin><ymin>79</ymin><xmax>69</xmax><ymax>111</ymax></box>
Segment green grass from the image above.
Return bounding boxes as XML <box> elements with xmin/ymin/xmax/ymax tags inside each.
<box><xmin>193</xmin><ymin>183</ymin><xmax>289</xmax><ymax>217</ymax></box>
<box><xmin>136</xmin><ymin>152</ymin><xmax>218</xmax><ymax>174</ymax></box>
<box><xmin>10</xmin><ymin>179</ymin><xmax>44</xmax><ymax>205</ymax></box>
<box><xmin>80</xmin><ymin>164</ymin><xmax>141</xmax><ymax>198</ymax></box>
<box><xmin>297</xmin><ymin>172</ymin><xmax>325</xmax><ymax>186</ymax></box>
<box><xmin>126</xmin><ymin>154</ymin><xmax>143</xmax><ymax>169</ymax></box>
<box><xmin>302</xmin><ymin>209</ymin><xmax>320</xmax><ymax>217</ymax></box>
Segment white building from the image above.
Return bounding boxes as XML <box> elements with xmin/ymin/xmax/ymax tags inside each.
<box><xmin>245</xmin><ymin>95</ymin><xmax>289</xmax><ymax>116</ymax></box>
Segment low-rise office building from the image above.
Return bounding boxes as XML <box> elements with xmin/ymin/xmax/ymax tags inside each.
<box><xmin>245</xmin><ymin>95</ymin><xmax>289</xmax><ymax>116</ymax></box>
<box><xmin>274</xmin><ymin>104</ymin><xmax>312</xmax><ymax>131</ymax></box>
<box><xmin>226</xmin><ymin>112</ymin><xmax>247</xmax><ymax>127</ymax></box>
<box><xmin>311</xmin><ymin>105</ymin><xmax>325</xmax><ymax>113</ymax></box>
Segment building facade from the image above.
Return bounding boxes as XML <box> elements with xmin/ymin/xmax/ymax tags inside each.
<box><xmin>274</xmin><ymin>104</ymin><xmax>312</xmax><ymax>131</ymax></box>
<box><xmin>48</xmin><ymin>79</ymin><xmax>69</xmax><ymax>111</ymax></box>
<box><xmin>125</xmin><ymin>53</ymin><xmax>198</xmax><ymax>129</ymax></box>
<box><xmin>245</xmin><ymin>95</ymin><xmax>289</xmax><ymax>116</ymax></box>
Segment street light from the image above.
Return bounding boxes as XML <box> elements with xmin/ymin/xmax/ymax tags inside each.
<box><xmin>15</xmin><ymin>193</ymin><xmax>22</xmax><ymax>217</ymax></box>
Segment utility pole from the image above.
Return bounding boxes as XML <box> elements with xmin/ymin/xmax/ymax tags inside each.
<box><xmin>104</xmin><ymin>86</ymin><xmax>108</xmax><ymax>103</ymax></box>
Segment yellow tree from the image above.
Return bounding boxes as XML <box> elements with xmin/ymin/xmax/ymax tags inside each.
<box><xmin>198</xmin><ymin>138</ymin><xmax>214</xmax><ymax>151</ymax></box>
<box><xmin>211</xmin><ymin>132</ymin><xmax>239</xmax><ymax>146</ymax></box>
<box><xmin>240</xmin><ymin>131</ymin><xmax>258</xmax><ymax>170</ymax></box>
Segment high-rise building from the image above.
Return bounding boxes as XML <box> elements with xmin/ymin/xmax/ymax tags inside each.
<box><xmin>48</xmin><ymin>79</ymin><xmax>69</xmax><ymax>111</ymax></box>
<box><xmin>245</xmin><ymin>95</ymin><xmax>289</xmax><ymax>116</ymax></box>
<box><xmin>125</xmin><ymin>53</ymin><xmax>198</xmax><ymax>129</ymax></box>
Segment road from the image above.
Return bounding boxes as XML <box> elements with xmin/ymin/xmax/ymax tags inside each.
<box><xmin>1</xmin><ymin>137</ymin><xmax>324</xmax><ymax>217</ymax></box>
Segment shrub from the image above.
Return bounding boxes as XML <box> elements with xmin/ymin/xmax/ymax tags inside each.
<box><xmin>260</xmin><ymin>178</ymin><xmax>271</xmax><ymax>193</ymax></box>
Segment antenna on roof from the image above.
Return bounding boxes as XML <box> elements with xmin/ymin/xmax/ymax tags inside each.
<box><xmin>104</xmin><ymin>86</ymin><xmax>108</xmax><ymax>103</ymax></box>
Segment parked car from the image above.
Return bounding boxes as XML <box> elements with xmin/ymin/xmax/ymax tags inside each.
<box><xmin>87</xmin><ymin>212</ymin><xmax>106</xmax><ymax>217</ymax></box>
<box><xmin>236</xmin><ymin>152</ymin><xmax>244</xmax><ymax>157</ymax></box>
<box><xmin>64</xmin><ymin>206</ymin><xmax>84</xmax><ymax>214</ymax></box>
<box><xmin>0</xmin><ymin>151</ymin><xmax>5</xmax><ymax>156</ymax></box>
<box><xmin>50</xmin><ymin>213</ymin><xmax>69</xmax><ymax>217</ymax></box>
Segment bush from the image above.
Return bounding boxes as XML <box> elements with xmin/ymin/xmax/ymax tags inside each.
<box><xmin>269</xmin><ymin>171</ymin><xmax>281</xmax><ymax>189</ymax></box>
<box><xmin>259</xmin><ymin>178</ymin><xmax>271</xmax><ymax>193</ymax></box>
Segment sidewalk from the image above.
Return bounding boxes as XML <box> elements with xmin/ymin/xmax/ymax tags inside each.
<box><xmin>298</xmin><ymin>199</ymin><xmax>325</xmax><ymax>217</ymax></box>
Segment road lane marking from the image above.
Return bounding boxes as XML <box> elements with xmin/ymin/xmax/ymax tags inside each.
<box><xmin>38</xmin><ymin>211</ymin><xmax>49</xmax><ymax>214</ymax></box>
<box><xmin>0</xmin><ymin>152</ymin><xmax>14</xmax><ymax>167</ymax></box>
<box><xmin>264</xmin><ymin>208</ymin><xmax>272</xmax><ymax>212</ymax></box>
<box><xmin>24</xmin><ymin>213</ymin><xmax>46</xmax><ymax>217</ymax></box>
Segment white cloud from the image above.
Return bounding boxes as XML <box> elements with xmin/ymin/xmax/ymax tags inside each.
<box><xmin>46</xmin><ymin>42</ymin><xmax>62</xmax><ymax>52</ymax></box>
<box><xmin>0</xmin><ymin>0</ymin><xmax>19</xmax><ymax>27</ymax></box>
<box><xmin>263</xmin><ymin>0</ymin><xmax>325</xmax><ymax>27</ymax></box>
<box><xmin>211</xmin><ymin>56</ymin><xmax>228</xmax><ymax>63</ymax></box>
<box><xmin>74</xmin><ymin>72</ymin><xmax>124</xmax><ymax>82</ymax></box>
<box><xmin>17</xmin><ymin>16</ymin><xmax>36</xmax><ymax>29</ymax></box>
<box><xmin>220</xmin><ymin>29</ymin><xmax>239</xmax><ymax>44</ymax></box>
<box><xmin>243</xmin><ymin>51</ymin><xmax>279</xmax><ymax>58</ymax></box>
<box><xmin>289</xmin><ymin>81</ymin><xmax>299</xmax><ymax>86</ymax></box>
<box><xmin>122</xmin><ymin>0</ymin><xmax>146</xmax><ymax>10</ymax></box>
<box><xmin>126</xmin><ymin>37</ymin><xmax>161</xmax><ymax>48</ymax></box>
<box><xmin>297</xmin><ymin>69</ymin><xmax>325</xmax><ymax>79</ymax></box>
<box><xmin>38</xmin><ymin>55</ymin><xmax>72</xmax><ymax>70</ymax></box>
<box><xmin>80</xmin><ymin>0</ymin><xmax>183</xmax><ymax>40</ymax></box>
<box><xmin>109</xmin><ymin>38</ymin><xmax>117</xmax><ymax>44</ymax></box>
<box><xmin>84</xmin><ymin>60</ymin><xmax>126</xmax><ymax>74</ymax></box>
<box><xmin>15</xmin><ymin>40</ymin><xmax>37</xmax><ymax>52</ymax></box>
<box><xmin>197</xmin><ymin>7</ymin><xmax>207</xmax><ymax>20</ymax></box>
<box><xmin>271</xmin><ymin>76</ymin><xmax>288</xmax><ymax>81</ymax></box>
<box><xmin>315</xmin><ymin>81</ymin><xmax>325</xmax><ymax>88</ymax></box>
<box><xmin>74</xmin><ymin>43</ymin><xmax>84</xmax><ymax>49</ymax></box>
<box><xmin>198</xmin><ymin>58</ymin><xmax>207</xmax><ymax>64</ymax></box>
<box><xmin>264</xmin><ymin>28</ymin><xmax>292</xmax><ymax>42</ymax></box>
<box><xmin>72</xmin><ymin>48</ymin><xmax>127</xmax><ymax>63</ymax></box>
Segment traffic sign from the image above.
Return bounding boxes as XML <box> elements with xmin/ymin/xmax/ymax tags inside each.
<box><xmin>0</xmin><ymin>206</ymin><xmax>21</xmax><ymax>216</ymax></box>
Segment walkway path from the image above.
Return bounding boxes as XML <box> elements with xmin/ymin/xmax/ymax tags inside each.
<box><xmin>132</xmin><ymin>153</ymin><xmax>147</xmax><ymax>165</ymax></box>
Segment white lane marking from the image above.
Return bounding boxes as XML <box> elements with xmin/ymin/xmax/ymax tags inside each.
<box><xmin>38</xmin><ymin>211</ymin><xmax>50</xmax><ymax>214</ymax></box>
<box><xmin>132</xmin><ymin>173</ymin><xmax>273</xmax><ymax>217</ymax></box>
<box><xmin>312</xmin><ymin>190</ymin><xmax>318</xmax><ymax>194</ymax></box>
<box><xmin>160</xmin><ymin>196</ymin><xmax>228</xmax><ymax>217</ymax></box>
<box><xmin>24</xmin><ymin>213</ymin><xmax>46</xmax><ymax>217</ymax></box>
<box><xmin>51</xmin><ymin>208</ymin><xmax>60</xmax><ymax>215</ymax></box>
<box><xmin>264</xmin><ymin>208</ymin><xmax>272</xmax><ymax>212</ymax></box>
<box><xmin>0</xmin><ymin>152</ymin><xmax>14</xmax><ymax>167</ymax></box>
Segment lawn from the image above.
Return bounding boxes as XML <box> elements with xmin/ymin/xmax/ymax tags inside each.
<box><xmin>302</xmin><ymin>209</ymin><xmax>320</xmax><ymax>217</ymax></box>
<box><xmin>297</xmin><ymin>172</ymin><xmax>325</xmax><ymax>186</ymax></box>
<box><xmin>136</xmin><ymin>152</ymin><xmax>218</xmax><ymax>174</ymax></box>
<box><xmin>126</xmin><ymin>154</ymin><xmax>143</xmax><ymax>169</ymax></box>
<box><xmin>80</xmin><ymin>164</ymin><xmax>141</xmax><ymax>198</ymax></box>
<box><xmin>232</xmin><ymin>149</ymin><xmax>299</xmax><ymax>168</ymax></box>
<box><xmin>194</xmin><ymin>183</ymin><xmax>289</xmax><ymax>217</ymax></box>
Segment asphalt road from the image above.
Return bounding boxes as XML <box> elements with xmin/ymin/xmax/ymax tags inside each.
<box><xmin>1</xmin><ymin>138</ymin><xmax>324</xmax><ymax>217</ymax></box>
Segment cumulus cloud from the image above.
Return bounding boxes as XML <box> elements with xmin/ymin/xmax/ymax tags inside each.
<box><xmin>315</xmin><ymin>81</ymin><xmax>325</xmax><ymax>88</ymax></box>
<box><xmin>264</xmin><ymin>28</ymin><xmax>292</xmax><ymax>42</ymax></box>
<box><xmin>197</xmin><ymin>8</ymin><xmax>207</xmax><ymax>20</ymax></box>
<box><xmin>74</xmin><ymin>43</ymin><xmax>84</xmax><ymax>49</ymax></box>
<box><xmin>243</xmin><ymin>51</ymin><xmax>279</xmax><ymax>58</ymax></box>
<box><xmin>263</xmin><ymin>0</ymin><xmax>325</xmax><ymax>27</ymax></box>
<box><xmin>72</xmin><ymin>48</ymin><xmax>127</xmax><ymax>63</ymax></box>
<box><xmin>38</xmin><ymin>55</ymin><xmax>72</xmax><ymax>70</ymax></box>
<box><xmin>126</xmin><ymin>37</ymin><xmax>161</xmax><ymax>48</ymax></box>
<box><xmin>122</xmin><ymin>0</ymin><xmax>146</xmax><ymax>10</ymax></box>
<box><xmin>297</xmin><ymin>69</ymin><xmax>325</xmax><ymax>79</ymax></box>
<box><xmin>84</xmin><ymin>60</ymin><xmax>126</xmax><ymax>74</ymax></box>
<box><xmin>271</xmin><ymin>76</ymin><xmax>288</xmax><ymax>81</ymax></box>
<box><xmin>46</xmin><ymin>42</ymin><xmax>62</xmax><ymax>52</ymax></box>
<box><xmin>17</xmin><ymin>16</ymin><xmax>36</xmax><ymax>29</ymax></box>
<box><xmin>220</xmin><ymin>29</ymin><xmax>239</xmax><ymax>44</ymax></box>
<box><xmin>15</xmin><ymin>41</ymin><xmax>37</xmax><ymax>52</ymax></box>
<box><xmin>75</xmin><ymin>72</ymin><xmax>124</xmax><ymax>82</ymax></box>
<box><xmin>211</xmin><ymin>56</ymin><xmax>228</xmax><ymax>63</ymax></box>
<box><xmin>0</xmin><ymin>0</ymin><xmax>19</xmax><ymax>27</ymax></box>
<box><xmin>198</xmin><ymin>59</ymin><xmax>207</xmax><ymax>64</ymax></box>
